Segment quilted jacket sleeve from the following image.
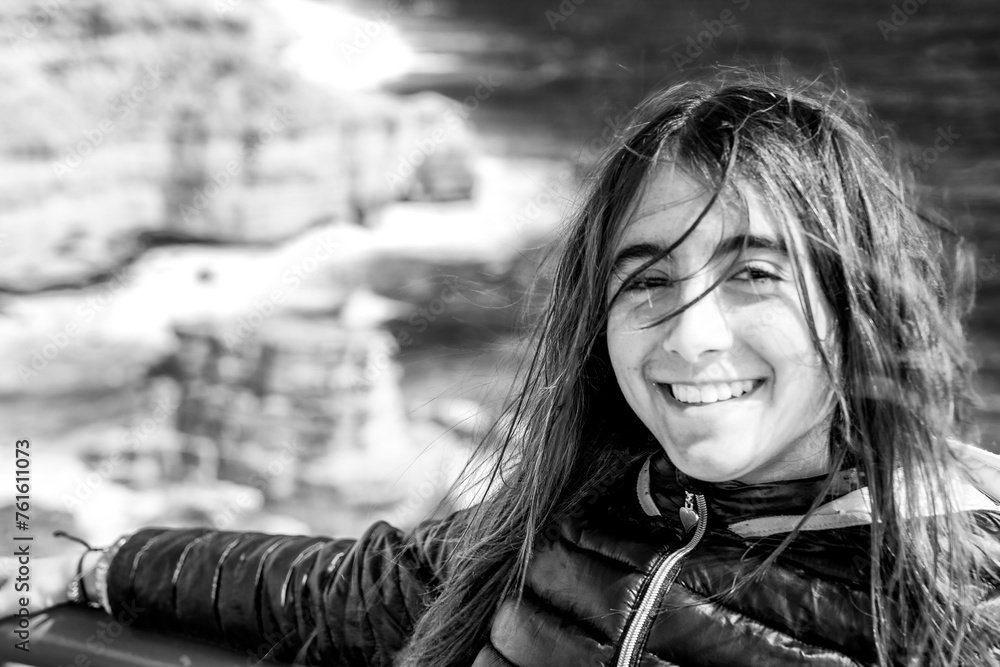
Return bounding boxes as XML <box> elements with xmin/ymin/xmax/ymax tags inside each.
<box><xmin>105</xmin><ymin>510</ymin><xmax>470</xmax><ymax>666</ymax></box>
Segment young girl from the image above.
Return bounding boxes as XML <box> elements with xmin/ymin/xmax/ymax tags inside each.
<box><xmin>7</xmin><ymin>71</ymin><xmax>1000</xmax><ymax>666</ymax></box>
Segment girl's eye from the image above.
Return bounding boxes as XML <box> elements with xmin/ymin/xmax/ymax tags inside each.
<box><xmin>621</xmin><ymin>275</ymin><xmax>674</xmax><ymax>292</ymax></box>
<box><xmin>730</xmin><ymin>264</ymin><xmax>782</xmax><ymax>283</ymax></box>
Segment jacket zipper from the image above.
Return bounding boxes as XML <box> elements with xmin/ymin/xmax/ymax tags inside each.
<box><xmin>615</xmin><ymin>492</ymin><xmax>708</xmax><ymax>667</ymax></box>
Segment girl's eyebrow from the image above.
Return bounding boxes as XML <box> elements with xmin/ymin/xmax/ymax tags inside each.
<box><xmin>611</xmin><ymin>242</ymin><xmax>669</xmax><ymax>273</ymax></box>
<box><xmin>611</xmin><ymin>233</ymin><xmax>788</xmax><ymax>274</ymax></box>
<box><xmin>711</xmin><ymin>233</ymin><xmax>788</xmax><ymax>261</ymax></box>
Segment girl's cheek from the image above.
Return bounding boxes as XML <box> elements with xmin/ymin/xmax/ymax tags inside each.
<box><xmin>734</xmin><ymin>304</ymin><xmax>779</xmax><ymax>347</ymax></box>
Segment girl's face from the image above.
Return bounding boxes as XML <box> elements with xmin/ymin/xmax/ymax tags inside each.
<box><xmin>606</xmin><ymin>168</ymin><xmax>837</xmax><ymax>484</ymax></box>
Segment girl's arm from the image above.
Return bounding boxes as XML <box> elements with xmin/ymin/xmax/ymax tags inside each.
<box><xmin>96</xmin><ymin>512</ymin><xmax>466</xmax><ymax>665</ymax></box>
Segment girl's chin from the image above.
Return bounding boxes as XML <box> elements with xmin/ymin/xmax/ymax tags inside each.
<box><xmin>676</xmin><ymin>464</ymin><xmax>746</xmax><ymax>483</ymax></box>
<box><xmin>663</xmin><ymin>443</ymin><xmax>754</xmax><ymax>483</ymax></box>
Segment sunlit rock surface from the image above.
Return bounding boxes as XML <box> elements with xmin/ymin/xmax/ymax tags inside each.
<box><xmin>0</xmin><ymin>0</ymin><xmax>578</xmax><ymax>541</ymax></box>
<box><xmin>0</xmin><ymin>0</ymin><xmax>477</xmax><ymax>293</ymax></box>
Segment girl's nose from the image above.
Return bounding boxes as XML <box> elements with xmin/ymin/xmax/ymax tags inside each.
<box><xmin>661</xmin><ymin>288</ymin><xmax>734</xmax><ymax>364</ymax></box>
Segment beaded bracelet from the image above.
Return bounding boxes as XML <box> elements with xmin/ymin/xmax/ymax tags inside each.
<box><xmin>95</xmin><ymin>537</ymin><xmax>128</xmax><ymax>614</ymax></box>
<box><xmin>53</xmin><ymin>530</ymin><xmax>103</xmax><ymax>610</ymax></box>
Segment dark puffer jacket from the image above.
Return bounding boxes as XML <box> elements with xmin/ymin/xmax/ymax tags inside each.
<box><xmin>105</xmin><ymin>448</ymin><xmax>1000</xmax><ymax>666</ymax></box>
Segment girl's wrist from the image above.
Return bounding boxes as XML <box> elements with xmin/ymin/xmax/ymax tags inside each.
<box><xmin>86</xmin><ymin>536</ymin><xmax>127</xmax><ymax>613</ymax></box>
<box><xmin>56</xmin><ymin>532</ymin><xmax>128</xmax><ymax>613</ymax></box>
<box><xmin>78</xmin><ymin>549</ymin><xmax>105</xmax><ymax>608</ymax></box>
<box><xmin>59</xmin><ymin>544</ymin><xmax>89</xmax><ymax>603</ymax></box>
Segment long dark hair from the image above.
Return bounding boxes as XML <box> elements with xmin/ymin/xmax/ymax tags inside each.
<box><xmin>398</xmin><ymin>70</ymin><xmax>1000</xmax><ymax>666</ymax></box>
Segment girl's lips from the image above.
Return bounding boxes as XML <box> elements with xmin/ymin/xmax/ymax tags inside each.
<box><xmin>658</xmin><ymin>378</ymin><xmax>766</xmax><ymax>407</ymax></box>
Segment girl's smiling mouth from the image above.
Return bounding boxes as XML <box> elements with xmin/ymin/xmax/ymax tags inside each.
<box><xmin>659</xmin><ymin>379</ymin><xmax>766</xmax><ymax>405</ymax></box>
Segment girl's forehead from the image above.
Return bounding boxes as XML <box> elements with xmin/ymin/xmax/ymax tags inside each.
<box><xmin>616</xmin><ymin>170</ymin><xmax>788</xmax><ymax>253</ymax></box>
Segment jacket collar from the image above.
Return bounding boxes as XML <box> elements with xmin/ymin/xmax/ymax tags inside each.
<box><xmin>637</xmin><ymin>440</ymin><xmax>1000</xmax><ymax>538</ymax></box>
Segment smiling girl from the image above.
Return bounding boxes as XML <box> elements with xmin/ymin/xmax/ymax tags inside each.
<box><xmin>606</xmin><ymin>167</ymin><xmax>838</xmax><ymax>485</ymax></box>
<box><xmin>5</xmin><ymin>71</ymin><xmax>1000</xmax><ymax>666</ymax></box>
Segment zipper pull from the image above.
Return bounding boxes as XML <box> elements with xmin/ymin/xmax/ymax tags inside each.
<box><xmin>679</xmin><ymin>491</ymin><xmax>699</xmax><ymax>533</ymax></box>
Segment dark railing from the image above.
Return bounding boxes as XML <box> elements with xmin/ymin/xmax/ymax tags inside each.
<box><xmin>0</xmin><ymin>605</ymin><xmax>284</xmax><ymax>667</ymax></box>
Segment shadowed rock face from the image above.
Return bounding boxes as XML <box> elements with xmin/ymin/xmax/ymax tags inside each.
<box><xmin>0</xmin><ymin>0</ymin><xmax>478</xmax><ymax>294</ymax></box>
<box><xmin>0</xmin><ymin>1</ymin><xmax>578</xmax><ymax>546</ymax></box>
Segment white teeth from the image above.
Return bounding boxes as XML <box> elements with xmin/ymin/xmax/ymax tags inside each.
<box><xmin>668</xmin><ymin>380</ymin><xmax>759</xmax><ymax>405</ymax></box>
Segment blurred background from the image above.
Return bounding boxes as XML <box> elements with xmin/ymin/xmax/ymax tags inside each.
<box><xmin>0</xmin><ymin>0</ymin><xmax>998</xmax><ymax>556</ymax></box>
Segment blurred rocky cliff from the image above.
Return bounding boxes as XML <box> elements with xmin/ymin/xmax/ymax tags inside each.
<box><xmin>0</xmin><ymin>0</ymin><xmax>576</xmax><ymax>548</ymax></box>
<box><xmin>0</xmin><ymin>0</ymin><xmax>483</xmax><ymax>292</ymax></box>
